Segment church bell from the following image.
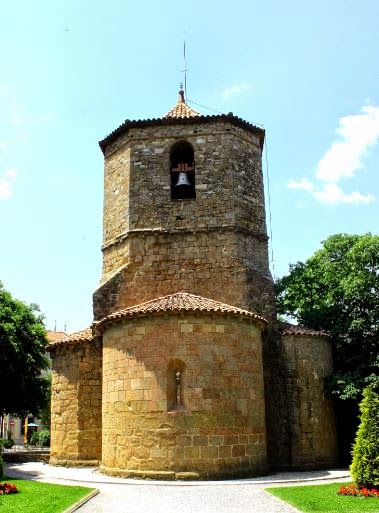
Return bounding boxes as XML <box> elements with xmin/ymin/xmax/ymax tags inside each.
<box><xmin>175</xmin><ymin>172</ymin><xmax>191</xmax><ymax>187</ymax></box>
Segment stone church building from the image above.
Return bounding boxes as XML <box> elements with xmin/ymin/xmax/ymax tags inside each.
<box><xmin>48</xmin><ymin>90</ymin><xmax>338</xmax><ymax>479</ymax></box>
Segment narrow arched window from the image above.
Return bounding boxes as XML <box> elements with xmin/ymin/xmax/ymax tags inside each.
<box><xmin>170</xmin><ymin>141</ymin><xmax>196</xmax><ymax>200</ymax></box>
<box><xmin>167</xmin><ymin>359</ymin><xmax>185</xmax><ymax>410</ymax></box>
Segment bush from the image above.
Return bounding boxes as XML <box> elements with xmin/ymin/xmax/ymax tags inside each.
<box><xmin>350</xmin><ymin>386</ymin><xmax>379</xmax><ymax>488</ymax></box>
<box><xmin>38</xmin><ymin>429</ymin><xmax>50</xmax><ymax>447</ymax></box>
<box><xmin>0</xmin><ymin>438</ymin><xmax>14</xmax><ymax>449</ymax></box>
<box><xmin>29</xmin><ymin>431</ymin><xmax>39</xmax><ymax>446</ymax></box>
<box><xmin>29</xmin><ymin>429</ymin><xmax>50</xmax><ymax>447</ymax></box>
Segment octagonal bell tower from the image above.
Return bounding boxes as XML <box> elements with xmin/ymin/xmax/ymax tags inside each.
<box><xmin>94</xmin><ymin>89</ymin><xmax>273</xmax><ymax>322</ymax></box>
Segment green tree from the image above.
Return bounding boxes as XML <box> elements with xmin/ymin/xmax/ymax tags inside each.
<box><xmin>350</xmin><ymin>386</ymin><xmax>379</xmax><ymax>488</ymax></box>
<box><xmin>275</xmin><ymin>233</ymin><xmax>379</xmax><ymax>400</ymax></box>
<box><xmin>275</xmin><ymin>233</ymin><xmax>379</xmax><ymax>464</ymax></box>
<box><xmin>0</xmin><ymin>282</ymin><xmax>49</xmax><ymax>418</ymax></box>
<box><xmin>37</xmin><ymin>373</ymin><xmax>52</xmax><ymax>429</ymax></box>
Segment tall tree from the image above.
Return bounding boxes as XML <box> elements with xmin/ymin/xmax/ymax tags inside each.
<box><xmin>276</xmin><ymin>233</ymin><xmax>379</xmax><ymax>400</ymax></box>
<box><xmin>0</xmin><ymin>282</ymin><xmax>49</xmax><ymax>417</ymax></box>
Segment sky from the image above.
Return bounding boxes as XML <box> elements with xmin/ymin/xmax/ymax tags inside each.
<box><xmin>1</xmin><ymin>0</ymin><xmax>378</xmax><ymax>333</ymax></box>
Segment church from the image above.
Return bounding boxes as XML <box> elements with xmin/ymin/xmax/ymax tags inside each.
<box><xmin>48</xmin><ymin>90</ymin><xmax>338</xmax><ymax>479</ymax></box>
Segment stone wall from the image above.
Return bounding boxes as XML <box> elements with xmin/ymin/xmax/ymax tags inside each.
<box><xmin>282</xmin><ymin>334</ymin><xmax>339</xmax><ymax>468</ymax></box>
<box><xmin>262</xmin><ymin>326</ymin><xmax>292</xmax><ymax>469</ymax></box>
<box><xmin>94</xmin><ymin>230</ymin><xmax>273</xmax><ymax>321</ymax></box>
<box><xmin>50</xmin><ymin>339</ymin><xmax>102</xmax><ymax>466</ymax></box>
<box><xmin>4</xmin><ymin>451</ymin><xmax>50</xmax><ymax>463</ymax></box>
<box><xmin>100</xmin><ymin>313</ymin><xmax>267</xmax><ymax>479</ymax></box>
<box><xmin>94</xmin><ymin>120</ymin><xmax>273</xmax><ymax>321</ymax></box>
<box><xmin>102</xmin><ymin>122</ymin><xmax>265</xmax><ymax>246</ymax></box>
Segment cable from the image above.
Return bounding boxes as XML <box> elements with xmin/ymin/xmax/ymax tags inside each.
<box><xmin>187</xmin><ymin>98</ymin><xmax>265</xmax><ymax>130</ymax></box>
<box><xmin>187</xmin><ymin>98</ymin><xmax>224</xmax><ymax>114</ymax></box>
<box><xmin>264</xmin><ymin>134</ymin><xmax>276</xmax><ymax>281</ymax></box>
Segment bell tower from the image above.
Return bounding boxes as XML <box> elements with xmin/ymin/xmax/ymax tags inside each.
<box><xmin>94</xmin><ymin>89</ymin><xmax>274</xmax><ymax>322</ymax></box>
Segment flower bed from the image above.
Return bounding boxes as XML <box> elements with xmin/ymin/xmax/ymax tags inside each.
<box><xmin>0</xmin><ymin>482</ymin><xmax>18</xmax><ymax>494</ymax></box>
<box><xmin>338</xmin><ymin>485</ymin><xmax>379</xmax><ymax>497</ymax></box>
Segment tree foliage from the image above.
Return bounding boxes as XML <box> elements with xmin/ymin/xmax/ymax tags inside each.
<box><xmin>275</xmin><ymin>233</ymin><xmax>379</xmax><ymax>400</ymax></box>
<box><xmin>0</xmin><ymin>282</ymin><xmax>49</xmax><ymax>417</ymax></box>
<box><xmin>350</xmin><ymin>386</ymin><xmax>379</xmax><ymax>488</ymax></box>
<box><xmin>37</xmin><ymin>372</ymin><xmax>52</xmax><ymax>429</ymax></box>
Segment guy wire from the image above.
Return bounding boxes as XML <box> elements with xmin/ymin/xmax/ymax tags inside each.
<box><xmin>264</xmin><ymin>134</ymin><xmax>276</xmax><ymax>281</ymax></box>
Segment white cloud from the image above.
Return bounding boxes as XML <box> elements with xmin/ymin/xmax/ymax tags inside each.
<box><xmin>316</xmin><ymin>105</ymin><xmax>379</xmax><ymax>182</ymax></box>
<box><xmin>221</xmin><ymin>82</ymin><xmax>251</xmax><ymax>100</ymax></box>
<box><xmin>288</xmin><ymin>179</ymin><xmax>315</xmax><ymax>191</ymax></box>
<box><xmin>0</xmin><ymin>168</ymin><xmax>17</xmax><ymax>199</ymax></box>
<box><xmin>288</xmin><ymin>105</ymin><xmax>379</xmax><ymax>205</ymax></box>
<box><xmin>313</xmin><ymin>184</ymin><xmax>375</xmax><ymax>205</ymax></box>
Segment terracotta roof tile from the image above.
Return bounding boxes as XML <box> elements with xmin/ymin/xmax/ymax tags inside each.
<box><xmin>280</xmin><ymin>322</ymin><xmax>329</xmax><ymax>338</ymax></box>
<box><xmin>47</xmin><ymin>328</ymin><xmax>93</xmax><ymax>348</ymax></box>
<box><xmin>99</xmin><ymin>111</ymin><xmax>264</xmax><ymax>153</ymax></box>
<box><xmin>96</xmin><ymin>292</ymin><xmax>267</xmax><ymax>332</ymax></box>
<box><xmin>164</xmin><ymin>90</ymin><xmax>200</xmax><ymax>119</ymax></box>
<box><xmin>46</xmin><ymin>331</ymin><xmax>68</xmax><ymax>343</ymax></box>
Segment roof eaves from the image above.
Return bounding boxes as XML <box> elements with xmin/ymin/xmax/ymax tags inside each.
<box><xmin>99</xmin><ymin>114</ymin><xmax>265</xmax><ymax>153</ymax></box>
<box><xmin>47</xmin><ymin>328</ymin><xmax>93</xmax><ymax>349</ymax></box>
<box><xmin>94</xmin><ymin>292</ymin><xmax>267</xmax><ymax>333</ymax></box>
<box><xmin>280</xmin><ymin>322</ymin><xmax>329</xmax><ymax>338</ymax></box>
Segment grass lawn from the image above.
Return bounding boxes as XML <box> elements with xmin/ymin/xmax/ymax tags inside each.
<box><xmin>0</xmin><ymin>478</ymin><xmax>95</xmax><ymax>513</ymax></box>
<box><xmin>266</xmin><ymin>482</ymin><xmax>379</xmax><ymax>513</ymax></box>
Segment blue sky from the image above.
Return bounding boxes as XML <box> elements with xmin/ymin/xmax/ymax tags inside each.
<box><xmin>1</xmin><ymin>0</ymin><xmax>378</xmax><ymax>333</ymax></box>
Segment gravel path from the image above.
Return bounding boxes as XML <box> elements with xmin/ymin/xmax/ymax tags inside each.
<box><xmin>5</xmin><ymin>462</ymin><xmax>350</xmax><ymax>513</ymax></box>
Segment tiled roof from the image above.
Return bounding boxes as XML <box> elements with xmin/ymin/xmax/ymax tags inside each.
<box><xmin>46</xmin><ymin>331</ymin><xmax>68</xmax><ymax>343</ymax></box>
<box><xmin>99</xmin><ymin>109</ymin><xmax>264</xmax><ymax>153</ymax></box>
<box><xmin>280</xmin><ymin>322</ymin><xmax>329</xmax><ymax>338</ymax></box>
<box><xmin>95</xmin><ymin>292</ymin><xmax>267</xmax><ymax>332</ymax></box>
<box><xmin>164</xmin><ymin>90</ymin><xmax>200</xmax><ymax>119</ymax></box>
<box><xmin>47</xmin><ymin>328</ymin><xmax>93</xmax><ymax>348</ymax></box>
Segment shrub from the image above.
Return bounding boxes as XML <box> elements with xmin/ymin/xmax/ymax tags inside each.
<box><xmin>29</xmin><ymin>431</ymin><xmax>39</xmax><ymax>446</ymax></box>
<box><xmin>0</xmin><ymin>438</ymin><xmax>15</xmax><ymax>449</ymax></box>
<box><xmin>350</xmin><ymin>386</ymin><xmax>379</xmax><ymax>488</ymax></box>
<box><xmin>29</xmin><ymin>429</ymin><xmax>50</xmax><ymax>447</ymax></box>
<box><xmin>38</xmin><ymin>428</ymin><xmax>50</xmax><ymax>447</ymax></box>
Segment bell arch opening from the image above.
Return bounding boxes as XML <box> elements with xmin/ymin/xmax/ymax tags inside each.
<box><xmin>170</xmin><ymin>141</ymin><xmax>196</xmax><ymax>200</ymax></box>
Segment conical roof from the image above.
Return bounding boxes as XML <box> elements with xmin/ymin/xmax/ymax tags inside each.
<box><xmin>95</xmin><ymin>291</ymin><xmax>267</xmax><ymax>332</ymax></box>
<box><xmin>164</xmin><ymin>89</ymin><xmax>200</xmax><ymax>119</ymax></box>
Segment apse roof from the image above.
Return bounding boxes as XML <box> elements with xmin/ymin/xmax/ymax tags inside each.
<box><xmin>280</xmin><ymin>322</ymin><xmax>329</xmax><ymax>338</ymax></box>
<box><xmin>48</xmin><ymin>328</ymin><xmax>93</xmax><ymax>348</ymax></box>
<box><xmin>95</xmin><ymin>291</ymin><xmax>267</xmax><ymax>331</ymax></box>
<box><xmin>99</xmin><ymin>90</ymin><xmax>265</xmax><ymax>153</ymax></box>
<box><xmin>46</xmin><ymin>330</ymin><xmax>68</xmax><ymax>343</ymax></box>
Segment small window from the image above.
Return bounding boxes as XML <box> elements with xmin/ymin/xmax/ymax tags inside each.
<box><xmin>167</xmin><ymin>359</ymin><xmax>185</xmax><ymax>410</ymax></box>
<box><xmin>170</xmin><ymin>141</ymin><xmax>196</xmax><ymax>200</ymax></box>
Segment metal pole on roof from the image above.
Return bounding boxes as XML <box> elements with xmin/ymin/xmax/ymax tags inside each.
<box><xmin>182</xmin><ymin>40</ymin><xmax>188</xmax><ymax>99</ymax></box>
